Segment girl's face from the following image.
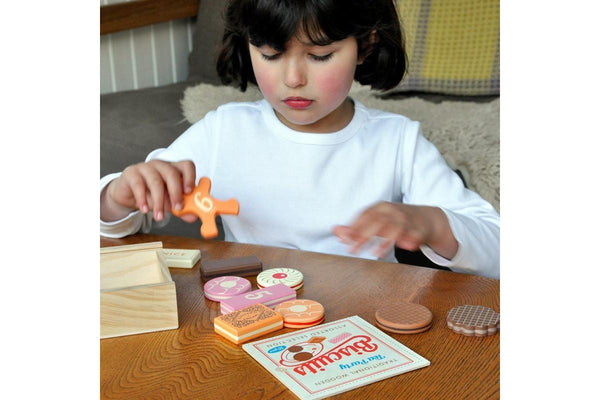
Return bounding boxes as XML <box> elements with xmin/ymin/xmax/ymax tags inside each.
<box><xmin>249</xmin><ymin>32</ymin><xmax>362</xmax><ymax>133</ymax></box>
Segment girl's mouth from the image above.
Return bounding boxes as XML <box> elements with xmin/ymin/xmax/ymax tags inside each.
<box><xmin>283</xmin><ymin>97</ymin><xmax>313</xmax><ymax>109</ymax></box>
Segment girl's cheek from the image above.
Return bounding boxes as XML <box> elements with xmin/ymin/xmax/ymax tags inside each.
<box><xmin>254</xmin><ymin>70</ymin><xmax>276</xmax><ymax>99</ymax></box>
<box><xmin>316</xmin><ymin>68</ymin><xmax>354</xmax><ymax>99</ymax></box>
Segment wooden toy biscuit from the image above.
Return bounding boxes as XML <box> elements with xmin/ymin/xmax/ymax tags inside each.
<box><xmin>214</xmin><ymin>303</ymin><xmax>283</xmax><ymax>344</ymax></box>
<box><xmin>375</xmin><ymin>302</ymin><xmax>433</xmax><ymax>334</ymax></box>
<box><xmin>171</xmin><ymin>177</ymin><xmax>239</xmax><ymax>239</ymax></box>
<box><xmin>446</xmin><ymin>305</ymin><xmax>499</xmax><ymax>337</ymax></box>
<box><xmin>203</xmin><ymin>276</ymin><xmax>251</xmax><ymax>302</ymax></box>
<box><xmin>220</xmin><ymin>283</ymin><xmax>296</xmax><ymax>314</ymax></box>
<box><xmin>200</xmin><ymin>255</ymin><xmax>263</xmax><ymax>279</ymax></box>
<box><xmin>162</xmin><ymin>248</ymin><xmax>201</xmax><ymax>269</ymax></box>
<box><xmin>257</xmin><ymin>268</ymin><xmax>304</xmax><ymax>290</ymax></box>
<box><xmin>274</xmin><ymin>299</ymin><xmax>325</xmax><ymax>329</ymax></box>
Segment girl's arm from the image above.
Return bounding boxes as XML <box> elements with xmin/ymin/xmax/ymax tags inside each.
<box><xmin>100</xmin><ymin>109</ymin><xmax>219</xmax><ymax>238</ymax></box>
<box><xmin>335</xmin><ymin>121</ymin><xmax>499</xmax><ymax>278</ymax></box>
<box><xmin>333</xmin><ymin>202</ymin><xmax>458</xmax><ymax>260</ymax></box>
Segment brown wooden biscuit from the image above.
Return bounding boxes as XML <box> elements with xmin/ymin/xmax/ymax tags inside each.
<box><xmin>446</xmin><ymin>305</ymin><xmax>499</xmax><ymax>336</ymax></box>
<box><xmin>375</xmin><ymin>302</ymin><xmax>433</xmax><ymax>334</ymax></box>
<box><xmin>200</xmin><ymin>256</ymin><xmax>263</xmax><ymax>279</ymax></box>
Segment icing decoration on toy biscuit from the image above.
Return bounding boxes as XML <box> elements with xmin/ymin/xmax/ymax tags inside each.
<box><xmin>203</xmin><ymin>276</ymin><xmax>251</xmax><ymax>302</ymax></box>
<box><xmin>220</xmin><ymin>283</ymin><xmax>296</xmax><ymax>314</ymax></box>
<box><xmin>171</xmin><ymin>177</ymin><xmax>239</xmax><ymax>239</ymax></box>
<box><xmin>257</xmin><ymin>268</ymin><xmax>304</xmax><ymax>290</ymax></box>
<box><xmin>275</xmin><ymin>299</ymin><xmax>325</xmax><ymax>329</ymax></box>
<box><xmin>446</xmin><ymin>305</ymin><xmax>499</xmax><ymax>337</ymax></box>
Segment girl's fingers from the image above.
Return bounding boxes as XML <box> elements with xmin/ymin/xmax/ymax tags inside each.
<box><xmin>118</xmin><ymin>160</ymin><xmax>197</xmax><ymax>220</ymax></box>
<box><xmin>160</xmin><ymin>193</ymin><xmax>196</xmax><ymax>223</ymax></box>
<box><xmin>348</xmin><ymin>216</ymin><xmax>386</xmax><ymax>254</ymax></box>
<box><xmin>154</xmin><ymin>160</ymin><xmax>196</xmax><ymax>212</ymax></box>
<box><xmin>155</xmin><ymin>162</ymin><xmax>185</xmax><ymax>211</ymax></box>
<box><xmin>332</xmin><ymin>225</ymin><xmax>354</xmax><ymax>244</ymax></box>
<box><xmin>180</xmin><ymin>214</ymin><xmax>198</xmax><ymax>223</ymax></box>
<box><xmin>372</xmin><ymin>238</ymin><xmax>394</xmax><ymax>258</ymax></box>
<box><xmin>175</xmin><ymin>161</ymin><xmax>196</xmax><ymax>194</ymax></box>
<box><xmin>141</xmin><ymin>167</ymin><xmax>167</xmax><ymax>221</ymax></box>
<box><xmin>126</xmin><ymin>174</ymin><xmax>150</xmax><ymax>214</ymax></box>
<box><xmin>334</xmin><ymin>211</ymin><xmax>387</xmax><ymax>254</ymax></box>
<box><xmin>395</xmin><ymin>236</ymin><xmax>422</xmax><ymax>252</ymax></box>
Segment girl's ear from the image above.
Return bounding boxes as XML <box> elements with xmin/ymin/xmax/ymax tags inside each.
<box><xmin>357</xmin><ymin>30</ymin><xmax>379</xmax><ymax>65</ymax></box>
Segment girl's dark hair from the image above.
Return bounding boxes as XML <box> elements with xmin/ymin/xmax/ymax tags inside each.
<box><xmin>216</xmin><ymin>0</ymin><xmax>407</xmax><ymax>92</ymax></box>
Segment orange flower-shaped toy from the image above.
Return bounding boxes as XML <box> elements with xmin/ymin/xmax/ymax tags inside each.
<box><xmin>171</xmin><ymin>177</ymin><xmax>239</xmax><ymax>239</ymax></box>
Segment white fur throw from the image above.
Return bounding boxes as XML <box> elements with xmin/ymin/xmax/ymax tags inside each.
<box><xmin>181</xmin><ymin>83</ymin><xmax>499</xmax><ymax>212</ymax></box>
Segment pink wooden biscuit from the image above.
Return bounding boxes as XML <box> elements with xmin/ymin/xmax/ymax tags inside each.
<box><xmin>203</xmin><ymin>276</ymin><xmax>251</xmax><ymax>302</ymax></box>
<box><xmin>257</xmin><ymin>268</ymin><xmax>304</xmax><ymax>290</ymax></box>
<box><xmin>274</xmin><ymin>299</ymin><xmax>325</xmax><ymax>329</ymax></box>
<box><xmin>220</xmin><ymin>283</ymin><xmax>296</xmax><ymax>314</ymax></box>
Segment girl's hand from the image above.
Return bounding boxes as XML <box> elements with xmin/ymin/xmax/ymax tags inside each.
<box><xmin>101</xmin><ymin>160</ymin><xmax>197</xmax><ymax>222</ymax></box>
<box><xmin>332</xmin><ymin>202</ymin><xmax>458</xmax><ymax>260</ymax></box>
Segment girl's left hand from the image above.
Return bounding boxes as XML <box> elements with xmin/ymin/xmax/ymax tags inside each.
<box><xmin>332</xmin><ymin>202</ymin><xmax>458</xmax><ymax>260</ymax></box>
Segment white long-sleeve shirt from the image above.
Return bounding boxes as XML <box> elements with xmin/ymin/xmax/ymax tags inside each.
<box><xmin>101</xmin><ymin>99</ymin><xmax>500</xmax><ymax>278</ymax></box>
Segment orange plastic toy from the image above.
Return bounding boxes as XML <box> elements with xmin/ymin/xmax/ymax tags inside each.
<box><xmin>171</xmin><ymin>177</ymin><xmax>239</xmax><ymax>239</ymax></box>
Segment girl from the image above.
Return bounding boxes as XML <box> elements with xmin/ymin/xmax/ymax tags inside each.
<box><xmin>100</xmin><ymin>0</ymin><xmax>500</xmax><ymax>279</ymax></box>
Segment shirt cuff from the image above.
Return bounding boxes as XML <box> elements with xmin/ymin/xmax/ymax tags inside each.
<box><xmin>418</xmin><ymin>207</ymin><xmax>468</xmax><ymax>269</ymax></box>
<box><xmin>99</xmin><ymin>172</ymin><xmax>144</xmax><ymax>238</ymax></box>
<box><xmin>420</xmin><ymin>240</ymin><xmax>466</xmax><ymax>267</ymax></box>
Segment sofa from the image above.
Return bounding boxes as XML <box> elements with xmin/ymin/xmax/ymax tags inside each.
<box><xmin>100</xmin><ymin>0</ymin><xmax>499</xmax><ymax>269</ymax></box>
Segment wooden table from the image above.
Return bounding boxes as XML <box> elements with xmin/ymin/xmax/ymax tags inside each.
<box><xmin>101</xmin><ymin>234</ymin><xmax>499</xmax><ymax>399</ymax></box>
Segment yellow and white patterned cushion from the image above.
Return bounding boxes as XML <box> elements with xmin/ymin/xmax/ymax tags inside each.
<box><xmin>393</xmin><ymin>0</ymin><xmax>500</xmax><ymax>95</ymax></box>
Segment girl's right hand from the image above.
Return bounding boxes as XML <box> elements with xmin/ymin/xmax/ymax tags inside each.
<box><xmin>101</xmin><ymin>160</ymin><xmax>196</xmax><ymax>222</ymax></box>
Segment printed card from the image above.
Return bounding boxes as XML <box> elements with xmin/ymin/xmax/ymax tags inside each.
<box><xmin>242</xmin><ymin>315</ymin><xmax>430</xmax><ymax>399</ymax></box>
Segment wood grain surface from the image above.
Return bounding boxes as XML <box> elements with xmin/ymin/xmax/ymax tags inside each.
<box><xmin>100</xmin><ymin>0</ymin><xmax>199</xmax><ymax>35</ymax></box>
<box><xmin>100</xmin><ymin>234</ymin><xmax>499</xmax><ymax>400</ymax></box>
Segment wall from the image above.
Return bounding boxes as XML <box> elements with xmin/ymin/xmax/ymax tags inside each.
<box><xmin>100</xmin><ymin>0</ymin><xmax>195</xmax><ymax>94</ymax></box>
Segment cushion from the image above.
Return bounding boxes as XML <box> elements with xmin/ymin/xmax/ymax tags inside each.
<box><xmin>186</xmin><ymin>0</ymin><xmax>228</xmax><ymax>85</ymax></box>
<box><xmin>100</xmin><ymin>82</ymin><xmax>204</xmax><ymax>238</ymax></box>
<box><xmin>186</xmin><ymin>0</ymin><xmax>500</xmax><ymax>96</ymax></box>
<box><xmin>180</xmin><ymin>82</ymin><xmax>500</xmax><ymax>211</ymax></box>
<box><xmin>100</xmin><ymin>82</ymin><xmax>192</xmax><ymax>176</ymax></box>
<box><xmin>393</xmin><ymin>0</ymin><xmax>500</xmax><ymax>95</ymax></box>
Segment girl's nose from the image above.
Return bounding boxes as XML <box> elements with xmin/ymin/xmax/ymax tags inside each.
<box><xmin>283</xmin><ymin>59</ymin><xmax>307</xmax><ymax>88</ymax></box>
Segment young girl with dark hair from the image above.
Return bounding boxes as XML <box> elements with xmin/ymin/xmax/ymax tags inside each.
<box><xmin>100</xmin><ymin>0</ymin><xmax>500</xmax><ymax>279</ymax></box>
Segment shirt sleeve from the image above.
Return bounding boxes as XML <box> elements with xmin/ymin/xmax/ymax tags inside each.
<box><xmin>399</xmin><ymin>121</ymin><xmax>500</xmax><ymax>279</ymax></box>
<box><xmin>144</xmin><ymin>109</ymin><xmax>220</xmax><ymax>177</ymax></box>
<box><xmin>99</xmin><ymin>175</ymin><xmax>171</xmax><ymax>238</ymax></box>
<box><xmin>99</xmin><ymin>110</ymin><xmax>219</xmax><ymax>238</ymax></box>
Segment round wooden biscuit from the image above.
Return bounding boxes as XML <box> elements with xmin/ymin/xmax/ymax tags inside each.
<box><xmin>275</xmin><ymin>299</ymin><xmax>325</xmax><ymax>328</ymax></box>
<box><xmin>446</xmin><ymin>305</ymin><xmax>499</xmax><ymax>336</ymax></box>
<box><xmin>375</xmin><ymin>302</ymin><xmax>433</xmax><ymax>334</ymax></box>
<box><xmin>203</xmin><ymin>276</ymin><xmax>251</xmax><ymax>302</ymax></box>
<box><xmin>257</xmin><ymin>268</ymin><xmax>304</xmax><ymax>290</ymax></box>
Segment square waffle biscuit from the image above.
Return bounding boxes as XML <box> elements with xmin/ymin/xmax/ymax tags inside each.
<box><xmin>214</xmin><ymin>303</ymin><xmax>283</xmax><ymax>344</ymax></box>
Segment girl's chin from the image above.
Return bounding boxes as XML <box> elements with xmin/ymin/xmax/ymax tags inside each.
<box><xmin>275</xmin><ymin>110</ymin><xmax>321</xmax><ymax>129</ymax></box>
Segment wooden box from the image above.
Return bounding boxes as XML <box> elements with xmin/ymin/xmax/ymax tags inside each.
<box><xmin>101</xmin><ymin>242</ymin><xmax>178</xmax><ymax>339</ymax></box>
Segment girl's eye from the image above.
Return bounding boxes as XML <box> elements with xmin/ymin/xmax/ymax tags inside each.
<box><xmin>310</xmin><ymin>53</ymin><xmax>333</xmax><ymax>62</ymax></box>
<box><xmin>261</xmin><ymin>53</ymin><xmax>281</xmax><ymax>61</ymax></box>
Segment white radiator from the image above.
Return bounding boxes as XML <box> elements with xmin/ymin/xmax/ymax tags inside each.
<box><xmin>100</xmin><ymin>0</ymin><xmax>194</xmax><ymax>94</ymax></box>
